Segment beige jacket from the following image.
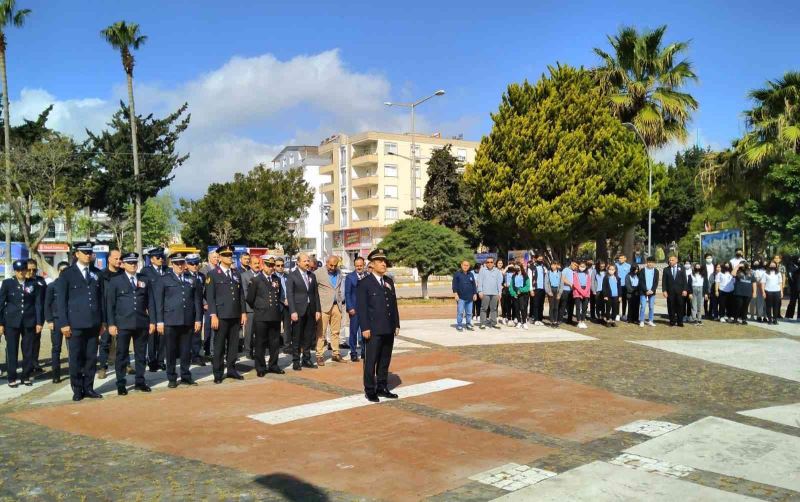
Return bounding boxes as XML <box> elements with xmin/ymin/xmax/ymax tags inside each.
<box><xmin>313</xmin><ymin>267</ymin><xmax>345</xmax><ymax>311</ymax></box>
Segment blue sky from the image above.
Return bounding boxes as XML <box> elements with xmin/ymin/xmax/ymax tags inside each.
<box><xmin>8</xmin><ymin>0</ymin><xmax>800</xmax><ymax>196</ymax></box>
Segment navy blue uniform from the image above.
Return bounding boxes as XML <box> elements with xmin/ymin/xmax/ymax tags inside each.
<box><xmin>246</xmin><ymin>272</ymin><xmax>284</xmax><ymax>373</ymax></box>
<box><xmin>30</xmin><ymin>275</ymin><xmax>47</xmax><ymax>368</ymax></box>
<box><xmin>45</xmin><ymin>279</ymin><xmax>65</xmax><ymax>379</ymax></box>
<box><xmin>0</xmin><ymin>277</ymin><xmax>44</xmax><ymax>383</ymax></box>
<box><xmin>139</xmin><ymin>265</ymin><xmax>166</xmax><ymax>369</ymax></box>
<box><xmin>55</xmin><ymin>263</ymin><xmax>105</xmax><ymax>396</ymax></box>
<box><xmin>188</xmin><ymin>271</ymin><xmax>207</xmax><ymax>360</ymax></box>
<box><xmin>98</xmin><ymin>268</ymin><xmax>123</xmax><ymax>371</ymax></box>
<box><xmin>154</xmin><ymin>270</ymin><xmax>202</xmax><ymax>383</ymax></box>
<box><xmin>205</xmin><ymin>265</ymin><xmax>247</xmax><ymax>379</ymax></box>
<box><xmin>357</xmin><ymin>274</ymin><xmax>400</xmax><ymax>393</ymax></box>
<box><xmin>106</xmin><ymin>273</ymin><xmax>156</xmax><ymax>388</ymax></box>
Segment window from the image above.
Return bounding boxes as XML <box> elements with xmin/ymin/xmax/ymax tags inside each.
<box><xmin>339</xmin><ymin>146</ymin><xmax>347</xmax><ymax>167</ymax></box>
<box><xmin>384</xmin><ymin>185</ymin><xmax>398</xmax><ymax>198</ymax></box>
<box><xmin>384</xmin><ymin>142</ymin><xmax>398</xmax><ymax>155</ymax></box>
<box><xmin>341</xmin><ymin>195</ymin><xmax>348</xmax><ymax>206</ymax></box>
<box><xmin>457</xmin><ymin>148</ymin><xmax>467</xmax><ymax>162</ymax></box>
<box><xmin>385</xmin><ymin>207</ymin><xmax>399</xmax><ymax>220</ymax></box>
<box><xmin>415</xmin><ymin>187</ymin><xmax>422</xmax><ymax>199</ymax></box>
<box><xmin>415</xmin><ymin>166</ymin><xmax>421</xmax><ymax>179</ymax></box>
<box><xmin>384</xmin><ymin>164</ymin><xmax>398</xmax><ymax>177</ymax></box>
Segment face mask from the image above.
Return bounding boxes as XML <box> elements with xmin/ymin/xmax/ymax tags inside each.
<box><xmin>684</xmin><ymin>264</ymin><xmax>691</xmax><ymax>270</ymax></box>
<box><xmin>537</xmin><ymin>260</ymin><xmax>543</xmax><ymax>264</ymax></box>
<box><xmin>706</xmin><ymin>258</ymin><xmax>713</xmax><ymax>264</ymax></box>
<box><xmin>694</xmin><ymin>267</ymin><xmax>702</xmax><ymax>273</ymax></box>
<box><xmin>736</xmin><ymin>253</ymin><xmax>743</xmax><ymax>258</ymax></box>
<box><xmin>769</xmin><ymin>268</ymin><xmax>777</xmax><ymax>273</ymax></box>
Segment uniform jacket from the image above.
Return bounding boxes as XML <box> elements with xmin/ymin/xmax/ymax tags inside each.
<box><xmin>314</xmin><ymin>267</ymin><xmax>345</xmax><ymax>312</ymax></box>
<box><xmin>246</xmin><ymin>272</ymin><xmax>284</xmax><ymax>323</ymax></box>
<box><xmin>106</xmin><ymin>272</ymin><xmax>156</xmax><ymax>330</ymax></box>
<box><xmin>154</xmin><ymin>270</ymin><xmax>202</xmax><ymax>326</ymax></box>
<box><xmin>286</xmin><ymin>267</ymin><xmax>321</xmax><ymax>317</ymax></box>
<box><xmin>662</xmin><ymin>265</ymin><xmax>689</xmax><ymax>295</ymax></box>
<box><xmin>601</xmin><ymin>274</ymin><xmax>623</xmax><ymax>298</ymax></box>
<box><xmin>357</xmin><ymin>273</ymin><xmax>400</xmax><ymax>336</ymax></box>
<box><xmin>240</xmin><ymin>268</ymin><xmax>256</xmax><ymax>313</ymax></box>
<box><xmin>0</xmin><ymin>277</ymin><xmax>44</xmax><ymax>328</ymax></box>
<box><xmin>55</xmin><ymin>263</ymin><xmax>105</xmax><ymax>330</ymax></box>
<box><xmin>45</xmin><ymin>279</ymin><xmax>60</xmax><ymax>323</ymax></box>
<box><xmin>205</xmin><ymin>265</ymin><xmax>247</xmax><ymax>319</ymax></box>
<box><xmin>32</xmin><ymin>275</ymin><xmax>47</xmax><ymax>308</ymax></box>
<box><xmin>345</xmin><ymin>271</ymin><xmax>364</xmax><ymax>312</ymax></box>
<box><xmin>638</xmin><ymin>268</ymin><xmax>660</xmax><ymax>296</ymax></box>
<box><xmin>139</xmin><ymin>264</ymin><xmax>164</xmax><ymax>284</ymax></box>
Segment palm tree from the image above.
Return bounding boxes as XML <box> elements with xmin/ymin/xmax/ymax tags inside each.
<box><xmin>593</xmin><ymin>25</ymin><xmax>698</xmax><ymax>259</ymax></box>
<box><xmin>0</xmin><ymin>0</ymin><xmax>29</xmax><ymax>278</ymax></box>
<box><xmin>739</xmin><ymin>71</ymin><xmax>800</xmax><ymax>167</ymax></box>
<box><xmin>101</xmin><ymin>21</ymin><xmax>147</xmax><ymax>260</ymax></box>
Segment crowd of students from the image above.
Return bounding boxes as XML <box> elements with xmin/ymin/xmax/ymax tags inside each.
<box><xmin>452</xmin><ymin>249</ymin><xmax>791</xmax><ymax>330</ymax></box>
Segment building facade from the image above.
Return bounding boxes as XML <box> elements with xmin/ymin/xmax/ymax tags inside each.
<box><xmin>317</xmin><ymin>131</ymin><xmax>478</xmax><ymax>268</ymax></box>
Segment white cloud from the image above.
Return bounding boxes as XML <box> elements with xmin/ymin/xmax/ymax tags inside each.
<box><xmin>11</xmin><ymin>88</ymin><xmax>115</xmax><ymax>140</ymax></box>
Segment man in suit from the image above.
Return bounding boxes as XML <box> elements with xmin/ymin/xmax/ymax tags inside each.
<box><xmin>45</xmin><ymin>261</ymin><xmax>69</xmax><ymax>383</ymax></box>
<box><xmin>313</xmin><ymin>255</ymin><xmax>346</xmax><ymax>365</ymax></box>
<box><xmin>55</xmin><ymin>242</ymin><xmax>106</xmax><ymax>401</ymax></box>
<box><xmin>357</xmin><ymin>249</ymin><xmax>400</xmax><ymax>402</ymax></box>
<box><xmin>662</xmin><ymin>254</ymin><xmax>689</xmax><ymax>327</ymax></box>
<box><xmin>205</xmin><ymin>244</ymin><xmax>247</xmax><ymax>383</ymax></box>
<box><xmin>0</xmin><ymin>259</ymin><xmax>44</xmax><ymax>387</ymax></box>
<box><xmin>237</xmin><ymin>252</ymin><xmax>251</xmax><ymax>274</ymax></box>
<box><xmin>106</xmin><ymin>252</ymin><xmax>157</xmax><ymax>395</ymax></box>
<box><xmin>154</xmin><ymin>252</ymin><xmax>202</xmax><ymax>389</ymax></box>
<box><xmin>285</xmin><ymin>252</ymin><xmax>321</xmax><ymax>371</ymax></box>
<box><xmin>274</xmin><ymin>257</ymin><xmax>291</xmax><ymax>352</ymax></box>
<box><xmin>25</xmin><ymin>259</ymin><xmax>47</xmax><ymax>373</ymax></box>
<box><xmin>186</xmin><ymin>253</ymin><xmax>207</xmax><ymax>366</ymax></box>
<box><xmin>239</xmin><ymin>256</ymin><xmax>257</xmax><ymax>358</ymax></box>
<box><xmin>245</xmin><ymin>256</ymin><xmax>285</xmax><ymax>376</ymax></box>
<box><xmin>344</xmin><ymin>256</ymin><xmax>366</xmax><ymax>362</ymax></box>
<box><xmin>97</xmin><ymin>249</ymin><xmax>122</xmax><ymax>379</ymax></box>
<box><xmin>140</xmin><ymin>247</ymin><xmax>166</xmax><ymax>372</ymax></box>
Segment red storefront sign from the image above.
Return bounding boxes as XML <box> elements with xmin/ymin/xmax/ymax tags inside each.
<box><xmin>37</xmin><ymin>243</ymin><xmax>70</xmax><ymax>253</ymax></box>
<box><xmin>344</xmin><ymin>229</ymin><xmax>361</xmax><ymax>250</ymax></box>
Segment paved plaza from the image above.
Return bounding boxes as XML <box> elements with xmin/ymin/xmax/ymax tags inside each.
<box><xmin>1</xmin><ymin>314</ymin><xmax>800</xmax><ymax>501</ymax></box>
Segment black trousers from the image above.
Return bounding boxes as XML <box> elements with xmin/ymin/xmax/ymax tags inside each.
<box><xmin>589</xmin><ymin>293</ymin><xmax>597</xmax><ymax>319</ymax></box>
<box><xmin>51</xmin><ymin>325</ymin><xmax>64</xmax><ymax>374</ymax></box>
<box><xmin>501</xmin><ymin>290</ymin><xmax>512</xmax><ymax>320</ymax></box>
<box><xmin>254</xmin><ymin>321</ymin><xmax>281</xmax><ymax>372</ymax></box>
<box><xmin>363</xmin><ymin>333</ymin><xmax>394</xmax><ymax>392</ymax></box>
<box><xmin>517</xmin><ymin>295</ymin><xmax>529</xmax><ymax>323</ymax></box>
<box><xmin>705</xmin><ymin>292</ymin><xmax>719</xmax><ymax>319</ymax></box>
<box><xmin>628</xmin><ymin>294</ymin><xmax>641</xmax><ymax>323</ymax></box>
<box><xmin>291</xmin><ymin>313</ymin><xmax>316</xmax><ymax>363</ymax></box>
<box><xmin>166</xmin><ymin>325</ymin><xmax>193</xmax><ymax>382</ymax></box>
<box><xmin>718</xmin><ymin>291</ymin><xmax>731</xmax><ymax>318</ymax></box>
<box><xmin>595</xmin><ymin>294</ymin><xmax>606</xmax><ymax>321</ymax></box>
<box><xmin>116</xmin><ymin>329</ymin><xmax>147</xmax><ymax>387</ymax></box>
<box><xmin>559</xmin><ymin>292</ymin><xmax>572</xmax><ymax>322</ymax></box>
<box><xmin>280</xmin><ymin>308</ymin><xmax>291</xmax><ymax>346</ymax></box>
<box><xmin>666</xmin><ymin>294</ymin><xmax>685</xmax><ymax>325</ymax></box>
<box><xmin>766</xmin><ymin>291</ymin><xmax>782</xmax><ymax>320</ymax></box>
<box><xmin>98</xmin><ymin>329</ymin><xmax>112</xmax><ymax>369</ymax></box>
<box><xmin>548</xmin><ymin>295</ymin><xmax>560</xmax><ymax>323</ymax></box>
<box><xmin>68</xmin><ymin>327</ymin><xmax>100</xmax><ymax>393</ymax></box>
<box><xmin>620</xmin><ymin>293</ymin><xmax>628</xmax><ymax>317</ymax></box>
<box><xmin>147</xmin><ymin>330</ymin><xmax>166</xmax><ymax>368</ymax></box>
<box><xmin>733</xmin><ymin>295</ymin><xmax>751</xmax><ymax>321</ymax></box>
<box><xmin>531</xmin><ymin>288</ymin><xmax>545</xmax><ymax>322</ymax></box>
<box><xmin>32</xmin><ymin>330</ymin><xmax>41</xmax><ymax>367</ymax></box>
<box><xmin>213</xmin><ymin>318</ymin><xmax>241</xmax><ymax>378</ymax></box>
<box><xmin>5</xmin><ymin>326</ymin><xmax>34</xmax><ymax>382</ymax></box>
<box><xmin>201</xmin><ymin>310</ymin><xmax>213</xmax><ymax>357</ymax></box>
<box><xmin>605</xmin><ymin>296</ymin><xmax>620</xmax><ymax>320</ymax></box>
<box><xmin>785</xmin><ymin>288</ymin><xmax>799</xmax><ymax>319</ymax></box>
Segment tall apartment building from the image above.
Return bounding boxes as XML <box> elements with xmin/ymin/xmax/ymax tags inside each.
<box><xmin>317</xmin><ymin>131</ymin><xmax>479</xmax><ymax>267</ymax></box>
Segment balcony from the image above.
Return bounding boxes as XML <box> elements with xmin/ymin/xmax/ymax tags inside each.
<box><xmin>352</xmin><ymin>197</ymin><xmax>379</xmax><ymax>208</ymax></box>
<box><xmin>321</xmin><ymin>182</ymin><xmax>335</xmax><ymax>192</ymax></box>
<box><xmin>350</xmin><ymin>219</ymin><xmax>380</xmax><ymax>229</ymax></box>
<box><xmin>352</xmin><ymin>153</ymin><xmax>378</xmax><ymax>166</ymax></box>
<box><xmin>319</xmin><ymin>163</ymin><xmax>334</xmax><ymax>174</ymax></box>
<box><xmin>323</xmin><ymin>223</ymin><xmax>339</xmax><ymax>232</ymax></box>
<box><xmin>352</xmin><ymin>175</ymin><xmax>379</xmax><ymax>187</ymax></box>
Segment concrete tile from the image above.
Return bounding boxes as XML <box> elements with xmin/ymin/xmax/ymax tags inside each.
<box><xmin>738</xmin><ymin>402</ymin><xmax>800</xmax><ymax>428</ymax></box>
<box><xmin>615</xmin><ymin>419</ymin><xmax>683</xmax><ymax>437</ymax></box>
<box><xmin>625</xmin><ymin>416</ymin><xmax>800</xmax><ymax>491</ymax></box>
<box><xmin>398</xmin><ymin>319</ymin><xmax>596</xmax><ymax>346</ymax></box>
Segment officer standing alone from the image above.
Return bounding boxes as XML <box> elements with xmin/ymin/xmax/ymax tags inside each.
<box><xmin>0</xmin><ymin>259</ymin><xmax>44</xmax><ymax>387</ymax></box>
<box><xmin>357</xmin><ymin>249</ymin><xmax>400</xmax><ymax>402</ymax></box>
<box><xmin>106</xmin><ymin>252</ymin><xmax>156</xmax><ymax>395</ymax></box>
<box><xmin>205</xmin><ymin>245</ymin><xmax>247</xmax><ymax>383</ymax></box>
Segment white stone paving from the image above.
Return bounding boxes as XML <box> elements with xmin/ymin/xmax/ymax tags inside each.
<box><xmin>399</xmin><ymin>319</ymin><xmax>595</xmax><ymax>347</ymax></box>
<box><xmin>625</xmin><ymin>416</ymin><xmax>800</xmax><ymax>492</ymax></box>
<box><xmin>248</xmin><ymin>378</ymin><xmax>472</xmax><ymax>425</ymax></box>
<box><xmin>629</xmin><ymin>338</ymin><xmax>800</xmax><ymax>382</ymax></box>
<box><xmin>615</xmin><ymin>419</ymin><xmax>683</xmax><ymax>437</ymax></box>
<box><xmin>0</xmin><ymin>374</ymin><xmax>51</xmax><ymax>404</ymax></box>
<box><xmin>491</xmin><ymin>461</ymin><xmax>759</xmax><ymax>501</ymax></box>
<box><xmin>738</xmin><ymin>402</ymin><xmax>800</xmax><ymax>429</ymax></box>
<box><xmin>755</xmin><ymin>318</ymin><xmax>800</xmax><ymax>337</ymax></box>
<box><xmin>609</xmin><ymin>453</ymin><xmax>695</xmax><ymax>478</ymax></box>
<box><xmin>469</xmin><ymin>463</ymin><xmax>556</xmax><ymax>492</ymax></box>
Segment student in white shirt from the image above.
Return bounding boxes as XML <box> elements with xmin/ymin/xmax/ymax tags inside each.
<box><xmin>715</xmin><ymin>263</ymin><xmax>735</xmax><ymax>322</ymax></box>
<box><xmin>761</xmin><ymin>262</ymin><xmax>783</xmax><ymax>325</ymax></box>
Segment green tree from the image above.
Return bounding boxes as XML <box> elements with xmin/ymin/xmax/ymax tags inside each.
<box><xmin>0</xmin><ymin>0</ymin><xmax>30</xmax><ymax>276</ymax></box>
<box><xmin>650</xmin><ymin>145</ymin><xmax>705</xmax><ymax>246</ymax></box>
<box><xmin>465</xmin><ymin>64</ymin><xmax>650</xmax><ymax>261</ymax></box>
<box><xmin>378</xmin><ymin>218</ymin><xmax>473</xmax><ymax>299</ymax></box>
<box><xmin>178</xmin><ymin>165</ymin><xmax>313</xmax><ymax>251</ymax></box>
<box><xmin>593</xmin><ymin>25</ymin><xmax>698</xmax><ymax>258</ymax></box>
<box><xmin>416</xmin><ymin>144</ymin><xmax>481</xmax><ymax>246</ymax></box>
<box><xmin>745</xmin><ymin>154</ymin><xmax>800</xmax><ymax>250</ymax></box>
<box><xmin>101</xmin><ymin>20</ymin><xmax>147</xmax><ymax>260</ymax></box>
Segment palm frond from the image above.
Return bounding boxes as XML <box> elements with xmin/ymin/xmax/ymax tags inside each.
<box><xmin>12</xmin><ymin>7</ymin><xmax>28</xmax><ymax>26</ymax></box>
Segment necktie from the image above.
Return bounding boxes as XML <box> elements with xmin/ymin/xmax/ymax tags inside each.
<box><xmin>673</xmin><ymin>267</ymin><xmax>676</xmax><ymax>278</ymax></box>
<box><xmin>226</xmin><ymin>270</ymin><xmax>232</xmax><ymax>281</ymax></box>
<box><xmin>303</xmin><ymin>272</ymin><xmax>309</xmax><ymax>289</ymax></box>
<box><xmin>130</xmin><ymin>276</ymin><xmax>136</xmax><ymax>290</ymax></box>
<box><xmin>380</xmin><ymin>277</ymin><xmax>385</xmax><ymax>288</ymax></box>
<box><xmin>84</xmin><ymin>267</ymin><xmax>90</xmax><ymax>282</ymax></box>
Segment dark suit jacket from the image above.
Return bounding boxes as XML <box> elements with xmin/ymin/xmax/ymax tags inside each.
<box><xmin>55</xmin><ymin>264</ymin><xmax>105</xmax><ymax>330</ymax></box>
<box><xmin>154</xmin><ymin>271</ymin><xmax>203</xmax><ymax>326</ymax></box>
<box><xmin>246</xmin><ymin>272</ymin><xmax>284</xmax><ymax>323</ymax></box>
<box><xmin>344</xmin><ymin>271</ymin><xmax>362</xmax><ymax>312</ymax></box>
<box><xmin>662</xmin><ymin>265</ymin><xmax>689</xmax><ymax>295</ymax></box>
<box><xmin>357</xmin><ymin>274</ymin><xmax>400</xmax><ymax>335</ymax></box>
<box><xmin>205</xmin><ymin>266</ymin><xmax>247</xmax><ymax>319</ymax></box>
<box><xmin>45</xmin><ymin>279</ymin><xmax>58</xmax><ymax>323</ymax></box>
<box><xmin>637</xmin><ymin>268</ymin><xmax>660</xmax><ymax>296</ymax></box>
<box><xmin>286</xmin><ymin>267</ymin><xmax>321</xmax><ymax>317</ymax></box>
<box><xmin>601</xmin><ymin>275</ymin><xmax>623</xmax><ymax>298</ymax></box>
<box><xmin>105</xmin><ymin>273</ymin><xmax>156</xmax><ymax>330</ymax></box>
<box><xmin>0</xmin><ymin>278</ymin><xmax>44</xmax><ymax>328</ymax></box>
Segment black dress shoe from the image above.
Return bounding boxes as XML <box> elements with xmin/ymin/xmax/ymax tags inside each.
<box><xmin>376</xmin><ymin>388</ymin><xmax>399</xmax><ymax>399</ymax></box>
<box><xmin>226</xmin><ymin>372</ymin><xmax>244</xmax><ymax>380</ymax></box>
<box><xmin>181</xmin><ymin>378</ymin><xmax>198</xmax><ymax>386</ymax></box>
<box><xmin>52</xmin><ymin>376</ymin><xmax>61</xmax><ymax>384</ymax></box>
<box><xmin>72</xmin><ymin>393</ymin><xmax>83</xmax><ymax>401</ymax></box>
<box><xmin>301</xmin><ymin>361</ymin><xmax>317</xmax><ymax>369</ymax></box>
<box><xmin>148</xmin><ymin>366</ymin><xmax>158</xmax><ymax>373</ymax></box>
<box><xmin>84</xmin><ymin>390</ymin><xmax>103</xmax><ymax>399</ymax></box>
<box><xmin>365</xmin><ymin>391</ymin><xmax>380</xmax><ymax>402</ymax></box>
<box><xmin>168</xmin><ymin>381</ymin><xmax>179</xmax><ymax>388</ymax></box>
<box><xmin>214</xmin><ymin>378</ymin><xmax>223</xmax><ymax>384</ymax></box>
<box><xmin>351</xmin><ymin>355</ymin><xmax>359</xmax><ymax>362</ymax></box>
<box><xmin>268</xmin><ymin>368</ymin><xmax>285</xmax><ymax>374</ymax></box>
<box><xmin>292</xmin><ymin>362</ymin><xmax>301</xmax><ymax>371</ymax></box>
<box><xmin>117</xmin><ymin>387</ymin><xmax>128</xmax><ymax>396</ymax></box>
<box><xmin>256</xmin><ymin>371</ymin><xmax>266</xmax><ymax>377</ymax></box>
<box><xmin>134</xmin><ymin>384</ymin><xmax>152</xmax><ymax>392</ymax></box>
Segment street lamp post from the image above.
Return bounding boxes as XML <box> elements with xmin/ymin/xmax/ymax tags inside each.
<box><xmin>384</xmin><ymin>89</ymin><xmax>445</xmax><ymax>212</ymax></box>
<box><xmin>624</xmin><ymin>122</ymin><xmax>653</xmax><ymax>258</ymax></box>
<box><xmin>320</xmin><ymin>196</ymin><xmax>331</xmax><ymax>259</ymax></box>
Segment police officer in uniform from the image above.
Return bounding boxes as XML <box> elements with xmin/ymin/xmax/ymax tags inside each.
<box><xmin>357</xmin><ymin>249</ymin><xmax>400</xmax><ymax>402</ymax></box>
<box><xmin>45</xmin><ymin>261</ymin><xmax>70</xmax><ymax>383</ymax></box>
<box><xmin>26</xmin><ymin>259</ymin><xmax>47</xmax><ymax>373</ymax></box>
<box><xmin>106</xmin><ymin>252</ymin><xmax>156</xmax><ymax>395</ymax></box>
<box><xmin>185</xmin><ymin>253</ymin><xmax>207</xmax><ymax>366</ymax></box>
<box><xmin>155</xmin><ymin>252</ymin><xmax>202</xmax><ymax>388</ymax></box>
<box><xmin>246</xmin><ymin>256</ymin><xmax>286</xmax><ymax>376</ymax></box>
<box><xmin>205</xmin><ymin>244</ymin><xmax>247</xmax><ymax>383</ymax></box>
<box><xmin>55</xmin><ymin>242</ymin><xmax>106</xmax><ymax>401</ymax></box>
<box><xmin>0</xmin><ymin>259</ymin><xmax>44</xmax><ymax>387</ymax></box>
<box><xmin>97</xmin><ymin>249</ymin><xmax>122</xmax><ymax>379</ymax></box>
<box><xmin>140</xmin><ymin>246</ymin><xmax>166</xmax><ymax>372</ymax></box>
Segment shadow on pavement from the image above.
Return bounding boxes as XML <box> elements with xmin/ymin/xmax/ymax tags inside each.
<box><xmin>254</xmin><ymin>473</ymin><xmax>330</xmax><ymax>501</ymax></box>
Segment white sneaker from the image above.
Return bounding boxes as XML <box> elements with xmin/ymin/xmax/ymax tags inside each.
<box><xmin>522</xmin><ymin>323</ymin><xmax>528</xmax><ymax>329</ymax></box>
<box><xmin>498</xmin><ymin>318</ymin><xmax>504</xmax><ymax>325</ymax></box>
<box><xmin>615</xmin><ymin>315</ymin><xmax>621</xmax><ymax>321</ymax></box>
<box><xmin>578</xmin><ymin>322</ymin><xmax>586</xmax><ymax>329</ymax></box>
<box><xmin>647</xmin><ymin>321</ymin><xmax>656</xmax><ymax>327</ymax></box>
<box><xmin>535</xmin><ymin>321</ymin><xmax>544</xmax><ymax>326</ymax></box>
<box><xmin>639</xmin><ymin>321</ymin><xmax>645</xmax><ymax>327</ymax></box>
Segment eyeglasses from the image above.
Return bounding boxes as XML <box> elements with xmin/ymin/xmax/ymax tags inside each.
<box><xmin>219</xmin><ymin>253</ymin><xmax>233</xmax><ymax>257</ymax></box>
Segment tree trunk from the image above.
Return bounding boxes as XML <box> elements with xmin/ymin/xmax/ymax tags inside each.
<box><xmin>595</xmin><ymin>233</ymin><xmax>608</xmax><ymax>262</ymax></box>
<box><xmin>127</xmin><ymin>71</ymin><xmax>142</xmax><ymax>265</ymax></box>
<box><xmin>421</xmin><ymin>274</ymin><xmax>429</xmax><ymax>300</ymax></box>
<box><xmin>1</xmin><ymin>48</ymin><xmax>11</xmax><ymax>278</ymax></box>
<box><xmin>622</xmin><ymin>225</ymin><xmax>635</xmax><ymax>262</ymax></box>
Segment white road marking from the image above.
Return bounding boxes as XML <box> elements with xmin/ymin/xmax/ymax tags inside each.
<box><xmin>248</xmin><ymin>378</ymin><xmax>472</xmax><ymax>425</ymax></box>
